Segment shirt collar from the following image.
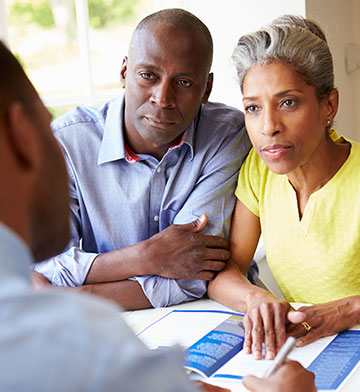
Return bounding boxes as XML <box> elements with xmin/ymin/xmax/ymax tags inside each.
<box><xmin>98</xmin><ymin>94</ymin><xmax>200</xmax><ymax>164</ymax></box>
<box><xmin>98</xmin><ymin>95</ymin><xmax>127</xmax><ymax>165</ymax></box>
<box><xmin>0</xmin><ymin>222</ymin><xmax>32</xmax><ymax>284</ymax></box>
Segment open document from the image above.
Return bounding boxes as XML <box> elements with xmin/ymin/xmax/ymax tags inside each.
<box><xmin>137</xmin><ymin>309</ymin><xmax>360</xmax><ymax>391</ymax></box>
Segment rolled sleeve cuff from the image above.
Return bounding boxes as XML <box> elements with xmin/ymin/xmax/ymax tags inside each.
<box><xmin>132</xmin><ymin>276</ymin><xmax>207</xmax><ymax>308</ymax></box>
<box><xmin>33</xmin><ymin>247</ymin><xmax>98</xmax><ymax>287</ymax></box>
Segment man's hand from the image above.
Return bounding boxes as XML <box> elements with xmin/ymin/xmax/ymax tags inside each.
<box><xmin>287</xmin><ymin>296</ymin><xmax>360</xmax><ymax>346</ymax></box>
<box><xmin>145</xmin><ymin>214</ymin><xmax>230</xmax><ymax>280</ymax></box>
<box><xmin>242</xmin><ymin>360</ymin><xmax>316</xmax><ymax>392</ymax></box>
<box><xmin>195</xmin><ymin>380</ymin><xmax>231</xmax><ymax>392</ymax></box>
<box><xmin>32</xmin><ymin>271</ymin><xmax>52</xmax><ymax>289</ymax></box>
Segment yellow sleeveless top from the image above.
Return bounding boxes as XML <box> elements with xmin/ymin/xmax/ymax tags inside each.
<box><xmin>236</xmin><ymin>133</ymin><xmax>360</xmax><ymax>303</ymax></box>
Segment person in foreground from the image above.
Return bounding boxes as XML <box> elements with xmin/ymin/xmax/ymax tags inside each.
<box><xmin>32</xmin><ymin>8</ymin><xmax>256</xmax><ymax>310</ymax></box>
<box><xmin>0</xmin><ymin>38</ymin><xmax>315</xmax><ymax>392</ymax></box>
<box><xmin>208</xmin><ymin>14</ymin><xmax>360</xmax><ymax>360</ymax></box>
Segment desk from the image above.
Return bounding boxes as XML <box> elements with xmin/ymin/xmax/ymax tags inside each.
<box><xmin>124</xmin><ymin>299</ymin><xmax>360</xmax><ymax>392</ymax></box>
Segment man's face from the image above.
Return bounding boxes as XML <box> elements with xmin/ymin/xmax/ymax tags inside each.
<box><xmin>121</xmin><ymin>24</ymin><xmax>213</xmax><ymax>158</ymax></box>
<box><xmin>30</xmin><ymin>97</ymin><xmax>70</xmax><ymax>261</ymax></box>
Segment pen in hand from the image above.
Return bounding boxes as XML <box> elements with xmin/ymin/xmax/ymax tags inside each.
<box><xmin>263</xmin><ymin>336</ymin><xmax>297</xmax><ymax>378</ymax></box>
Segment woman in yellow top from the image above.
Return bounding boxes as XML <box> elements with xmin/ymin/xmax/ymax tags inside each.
<box><xmin>208</xmin><ymin>15</ymin><xmax>360</xmax><ymax>361</ymax></box>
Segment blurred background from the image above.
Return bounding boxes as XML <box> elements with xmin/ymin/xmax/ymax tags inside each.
<box><xmin>1</xmin><ymin>0</ymin><xmax>360</xmax><ymax>140</ymax></box>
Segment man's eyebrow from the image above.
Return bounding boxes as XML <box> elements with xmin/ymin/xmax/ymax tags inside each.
<box><xmin>136</xmin><ymin>63</ymin><xmax>162</xmax><ymax>72</ymax></box>
<box><xmin>135</xmin><ymin>63</ymin><xmax>195</xmax><ymax>77</ymax></box>
<box><xmin>243</xmin><ymin>89</ymin><xmax>305</xmax><ymax>101</ymax></box>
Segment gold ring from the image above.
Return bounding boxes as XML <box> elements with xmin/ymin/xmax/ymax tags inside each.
<box><xmin>301</xmin><ymin>321</ymin><xmax>312</xmax><ymax>332</ymax></box>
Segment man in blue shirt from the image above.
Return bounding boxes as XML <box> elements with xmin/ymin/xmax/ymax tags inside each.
<box><xmin>33</xmin><ymin>8</ymin><xmax>255</xmax><ymax>310</ymax></box>
<box><xmin>0</xmin><ymin>37</ymin><xmax>316</xmax><ymax>392</ymax></box>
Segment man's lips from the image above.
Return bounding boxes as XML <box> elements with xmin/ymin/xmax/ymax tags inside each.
<box><xmin>261</xmin><ymin>145</ymin><xmax>292</xmax><ymax>159</ymax></box>
<box><xmin>144</xmin><ymin>116</ymin><xmax>176</xmax><ymax>128</ymax></box>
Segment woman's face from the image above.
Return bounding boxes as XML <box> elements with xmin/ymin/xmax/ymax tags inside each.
<box><xmin>242</xmin><ymin>61</ymin><xmax>331</xmax><ymax>175</ymax></box>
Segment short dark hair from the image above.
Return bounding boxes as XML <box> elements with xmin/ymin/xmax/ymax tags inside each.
<box><xmin>133</xmin><ymin>8</ymin><xmax>213</xmax><ymax>67</ymax></box>
<box><xmin>0</xmin><ymin>41</ymin><xmax>38</xmax><ymax>119</ymax></box>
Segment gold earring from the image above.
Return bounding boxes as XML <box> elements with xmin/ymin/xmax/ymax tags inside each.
<box><xmin>326</xmin><ymin>120</ymin><xmax>331</xmax><ymax>126</ymax></box>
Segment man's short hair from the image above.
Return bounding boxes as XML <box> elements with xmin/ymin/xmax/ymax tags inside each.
<box><xmin>133</xmin><ymin>8</ymin><xmax>213</xmax><ymax>68</ymax></box>
<box><xmin>0</xmin><ymin>41</ymin><xmax>37</xmax><ymax>118</ymax></box>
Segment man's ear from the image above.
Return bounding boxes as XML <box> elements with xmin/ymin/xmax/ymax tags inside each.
<box><xmin>6</xmin><ymin>102</ymin><xmax>41</xmax><ymax>171</ymax></box>
<box><xmin>120</xmin><ymin>56</ymin><xmax>128</xmax><ymax>89</ymax></box>
<box><xmin>202</xmin><ymin>72</ymin><xmax>213</xmax><ymax>104</ymax></box>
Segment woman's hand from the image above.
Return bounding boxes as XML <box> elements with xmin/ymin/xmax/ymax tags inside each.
<box><xmin>244</xmin><ymin>290</ymin><xmax>291</xmax><ymax>359</ymax></box>
<box><xmin>287</xmin><ymin>296</ymin><xmax>360</xmax><ymax>346</ymax></box>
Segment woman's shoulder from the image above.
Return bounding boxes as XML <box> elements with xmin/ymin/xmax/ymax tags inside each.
<box><xmin>243</xmin><ymin>147</ymin><xmax>267</xmax><ymax>171</ymax></box>
<box><xmin>240</xmin><ymin>147</ymin><xmax>273</xmax><ymax>186</ymax></box>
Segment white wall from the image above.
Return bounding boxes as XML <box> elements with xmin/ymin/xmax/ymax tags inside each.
<box><xmin>306</xmin><ymin>0</ymin><xmax>360</xmax><ymax>141</ymax></box>
<box><xmin>353</xmin><ymin>0</ymin><xmax>360</xmax><ymax>141</ymax></box>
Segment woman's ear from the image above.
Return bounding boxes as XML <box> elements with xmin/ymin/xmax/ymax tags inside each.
<box><xmin>323</xmin><ymin>88</ymin><xmax>339</xmax><ymax>125</ymax></box>
<box><xmin>6</xmin><ymin>101</ymin><xmax>41</xmax><ymax>171</ymax></box>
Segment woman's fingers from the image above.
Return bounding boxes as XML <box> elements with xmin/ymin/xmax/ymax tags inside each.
<box><xmin>243</xmin><ymin>314</ymin><xmax>253</xmax><ymax>354</ymax></box>
<box><xmin>273</xmin><ymin>302</ymin><xmax>287</xmax><ymax>354</ymax></box>
<box><xmin>261</xmin><ymin>304</ymin><xmax>276</xmax><ymax>359</ymax></box>
<box><xmin>251</xmin><ymin>310</ymin><xmax>265</xmax><ymax>359</ymax></box>
<box><xmin>243</xmin><ymin>301</ymin><xmax>289</xmax><ymax>359</ymax></box>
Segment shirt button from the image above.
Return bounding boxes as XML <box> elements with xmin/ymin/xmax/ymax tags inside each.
<box><xmin>154</xmin><ymin>215</ymin><xmax>159</xmax><ymax>222</ymax></box>
<box><xmin>156</xmin><ymin>167</ymin><xmax>162</xmax><ymax>173</ymax></box>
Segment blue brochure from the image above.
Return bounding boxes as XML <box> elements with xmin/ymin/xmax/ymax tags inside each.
<box><xmin>308</xmin><ymin>330</ymin><xmax>360</xmax><ymax>390</ymax></box>
<box><xmin>185</xmin><ymin>314</ymin><xmax>245</xmax><ymax>377</ymax></box>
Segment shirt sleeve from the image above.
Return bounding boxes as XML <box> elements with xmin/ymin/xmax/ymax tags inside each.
<box><xmin>34</xmin><ymin>288</ymin><xmax>199</xmax><ymax>392</ymax></box>
<box><xmin>132</xmin><ymin>276</ymin><xmax>207</xmax><ymax>308</ymax></box>
<box><xmin>134</xmin><ymin>126</ymin><xmax>254</xmax><ymax>307</ymax></box>
<box><xmin>89</xmin><ymin>299</ymin><xmax>199</xmax><ymax>392</ymax></box>
<box><xmin>235</xmin><ymin>148</ymin><xmax>262</xmax><ymax>218</ymax></box>
<box><xmin>105</xmin><ymin>345</ymin><xmax>200</xmax><ymax>392</ymax></box>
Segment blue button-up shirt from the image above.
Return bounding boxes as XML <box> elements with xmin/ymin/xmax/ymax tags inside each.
<box><xmin>0</xmin><ymin>222</ymin><xmax>199</xmax><ymax>392</ymax></box>
<box><xmin>35</xmin><ymin>94</ymin><xmax>252</xmax><ymax>307</ymax></box>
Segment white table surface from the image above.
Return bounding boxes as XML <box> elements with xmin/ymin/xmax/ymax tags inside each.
<box><xmin>123</xmin><ymin>298</ymin><xmax>360</xmax><ymax>392</ymax></box>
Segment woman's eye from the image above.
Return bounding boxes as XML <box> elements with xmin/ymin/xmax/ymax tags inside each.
<box><xmin>283</xmin><ymin>99</ymin><xmax>296</xmax><ymax>108</ymax></box>
<box><xmin>177</xmin><ymin>80</ymin><xmax>192</xmax><ymax>87</ymax></box>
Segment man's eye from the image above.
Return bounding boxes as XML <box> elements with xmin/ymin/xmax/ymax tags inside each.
<box><xmin>177</xmin><ymin>80</ymin><xmax>192</xmax><ymax>87</ymax></box>
<box><xmin>140</xmin><ymin>73</ymin><xmax>153</xmax><ymax>80</ymax></box>
<box><xmin>245</xmin><ymin>105</ymin><xmax>258</xmax><ymax>113</ymax></box>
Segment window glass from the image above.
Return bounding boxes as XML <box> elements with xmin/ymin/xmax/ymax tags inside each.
<box><xmin>5</xmin><ymin>0</ymin><xmax>152</xmax><ymax>117</ymax></box>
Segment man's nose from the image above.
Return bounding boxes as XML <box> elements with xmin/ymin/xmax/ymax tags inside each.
<box><xmin>151</xmin><ymin>81</ymin><xmax>176</xmax><ymax>108</ymax></box>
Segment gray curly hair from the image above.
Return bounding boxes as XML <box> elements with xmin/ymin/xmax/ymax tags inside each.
<box><xmin>233</xmin><ymin>15</ymin><xmax>334</xmax><ymax>101</ymax></box>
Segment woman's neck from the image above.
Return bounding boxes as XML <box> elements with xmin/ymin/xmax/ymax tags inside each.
<box><xmin>287</xmin><ymin>136</ymin><xmax>351</xmax><ymax>219</ymax></box>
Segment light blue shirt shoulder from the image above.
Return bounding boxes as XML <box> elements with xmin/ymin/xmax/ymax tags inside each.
<box><xmin>35</xmin><ymin>94</ymin><xmax>252</xmax><ymax>307</ymax></box>
<box><xmin>0</xmin><ymin>223</ymin><xmax>197</xmax><ymax>392</ymax></box>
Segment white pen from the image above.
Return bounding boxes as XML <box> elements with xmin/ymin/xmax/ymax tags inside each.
<box><xmin>264</xmin><ymin>336</ymin><xmax>297</xmax><ymax>378</ymax></box>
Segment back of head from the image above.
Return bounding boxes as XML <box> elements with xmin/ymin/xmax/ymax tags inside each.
<box><xmin>131</xmin><ymin>8</ymin><xmax>213</xmax><ymax>69</ymax></box>
<box><xmin>0</xmin><ymin>41</ymin><xmax>70</xmax><ymax>262</ymax></box>
<box><xmin>0</xmin><ymin>41</ymin><xmax>37</xmax><ymax>121</ymax></box>
<box><xmin>232</xmin><ymin>15</ymin><xmax>334</xmax><ymax>100</ymax></box>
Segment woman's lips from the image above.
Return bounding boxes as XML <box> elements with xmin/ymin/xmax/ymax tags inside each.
<box><xmin>261</xmin><ymin>145</ymin><xmax>292</xmax><ymax>160</ymax></box>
